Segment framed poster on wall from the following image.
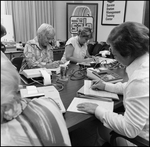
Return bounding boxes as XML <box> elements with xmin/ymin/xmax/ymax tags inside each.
<box><xmin>66</xmin><ymin>3</ymin><xmax>98</xmax><ymax>42</ymax></box>
<box><xmin>101</xmin><ymin>1</ymin><xmax>127</xmax><ymax>25</ymax></box>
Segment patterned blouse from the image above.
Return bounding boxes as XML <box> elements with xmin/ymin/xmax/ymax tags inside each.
<box><xmin>20</xmin><ymin>37</ymin><xmax>54</xmax><ymax>71</ymax></box>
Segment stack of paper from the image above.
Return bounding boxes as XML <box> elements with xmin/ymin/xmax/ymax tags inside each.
<box><xmin>67</xmin><ymin>97</ymin><xmax>114</xmax><ymax>114</ymax></box>
<box><xmin>20</xmin><ymin>86</ymin><xmax>66</xmax><ymax>113</ymax></box>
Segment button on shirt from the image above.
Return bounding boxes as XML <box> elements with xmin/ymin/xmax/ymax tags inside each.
<box><xmin>95</xmin><ymin>53</ymin><xmax>149</xmax><ymax>140</ymax></box>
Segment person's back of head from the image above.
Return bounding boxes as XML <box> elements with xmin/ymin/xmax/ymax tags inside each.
<box><xmin>1</xmin><ymin>24</ymin><xmax>7</xmax><ymax>38</ymax></box>
<box><xmin>107</xmin><ymin>21</ymin><xmax>149</xmax><ymax>59</ymax></box>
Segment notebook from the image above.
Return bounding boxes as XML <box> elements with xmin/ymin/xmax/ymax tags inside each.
<box><xmin>92</xmin><ymin>70</ymin><xmax>123</xmax><ymax>83</ymax></box>
<box><xmin>77</xmin><ymin>80</ymin><xmax>119</xmax><ymax>101</ymax></box>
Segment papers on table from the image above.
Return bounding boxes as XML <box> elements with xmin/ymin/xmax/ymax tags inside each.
<box><xmin>83</xmin><ymin>80</ymin><xmax>119</xmax><ymax>100</ymax></box>
<box><xmin>20</xmin><ymin>86</ymin><xmax>66</xmax><ymax>113</ymax></box>
<box><xmin>67</xmin><ymin>97</ymin><xmax>114</xmax><ymax>114</ymax></box>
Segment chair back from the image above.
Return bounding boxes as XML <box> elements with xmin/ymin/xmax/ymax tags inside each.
<box><xmin>11</xmin><ymin>56</ymin><xmax>24</xmax><ymax>72</ymax></box>
<box><xmin>110</xmin><ymin>131</ymin><xmax>149</xmax><ymax>146</ymax></box>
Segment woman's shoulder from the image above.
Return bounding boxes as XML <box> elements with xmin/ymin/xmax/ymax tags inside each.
<box><xmin>66</xmin><ymin>36</ymin><xmax>78</xmax><ymax>45</ymax></box>
<box><xmin>22</xmin><ymin>97</ymin><xmax>71</xmax><ymax>146</ymax></box>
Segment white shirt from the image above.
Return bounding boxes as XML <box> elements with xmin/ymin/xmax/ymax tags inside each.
<box><xmin>95</xmin><ymin>53</ymin><xmax>149</xmax><ymax>140</ymax></box>
<box><xmin>61</xmin><ymin>36</ymin><xmax>87</xmax><ymax>63</ymax></box>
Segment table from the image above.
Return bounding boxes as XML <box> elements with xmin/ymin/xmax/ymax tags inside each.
<box><xmin>58</xmin><ymin>63</ymin><xmax>126</xmax><ymax>132</ymax></box>
<box><xmin>20</xmin><ymin>63</ymin><xmax>127</xmax><ymax>133</ymax></box>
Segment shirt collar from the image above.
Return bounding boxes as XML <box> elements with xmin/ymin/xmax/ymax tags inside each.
<box><xmin>126</xmin><ymin>53</ymin><xmax>149</xmax><ymax>77</ymax></box>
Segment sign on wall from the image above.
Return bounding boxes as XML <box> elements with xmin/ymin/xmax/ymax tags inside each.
<box><xmin>101</xmin><ymin>1</ymin><xmax>127</xmax><ymax>25</ymax></box>
<box><xmin>67</xmin><ymin>3</ymin><xmax>98</xmax><ymax>42</ymax></box>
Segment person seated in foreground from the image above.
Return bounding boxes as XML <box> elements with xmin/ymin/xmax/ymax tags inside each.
<box><xmin>1</xmin><ymin>51</ymin><xmax>71</xmax><ymax>146</ymax></box>
<box><xmin>20</xmin><ymin>23</ymin><xmax>62</xmax><ymax>72</ymax></box>
<box><xmin>77</xmin><ymin>22</ymin><xmax>149</xmax><ymax>146</ymax></box>
<box><xmin>61</xmin><ymin>27</ymin><xmax>99</xmax><ymax>64</ymax></box>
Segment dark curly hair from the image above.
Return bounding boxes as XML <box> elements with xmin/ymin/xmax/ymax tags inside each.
<box><xmin>107</xmin><ymin>22</ymin><xmax>149</xmax><ymax>58</ymax></box>
<box><xmin>1</xmin><ymin>24</ymin><xmax>7</xmax><ymax>38</ymax></box>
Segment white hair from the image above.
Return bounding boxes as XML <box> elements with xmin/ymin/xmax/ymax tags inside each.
<box><xmin>37</xmin><ymin>23</ymin><xmax>55</xmax><ymax>37</ymax></box>
<box><xmin>1</xmin><ymin>52</ymin><xmax>20</xmax><ymax>104</ymax></box>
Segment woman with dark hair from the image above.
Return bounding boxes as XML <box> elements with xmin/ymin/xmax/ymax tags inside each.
<box><xmin>1</xmin><ymin>24</ymin><xmax>7</xmax><ymax>53</ymax></box>
<box><xmin>77</xmin><ymin>22</ymin><xmax>149</xmax><ymax>146</ymax></box>
<box><xmin>61</xmin><ymin>27</ymin><xmax>97</xmax><ymax>63</ymax></box>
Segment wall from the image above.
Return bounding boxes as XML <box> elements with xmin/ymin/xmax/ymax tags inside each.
<box><xmin>54</xmin><ymin>1</ymin><xmax>73</xmax><ymax>41</ymax></box>
<box><xmin>82</xmin><ymin>1</ymin><xmax>145</xmax><ymax>42</ymax></box>
<box><xmin>2</xmin><ymin>1</ymin><xmax>146</xmax><ymax>42</ymax></box>
<box><xmin>55</xmin><ymin>1</ymin><xmax>145</xmax><ymax>42</ymax></box>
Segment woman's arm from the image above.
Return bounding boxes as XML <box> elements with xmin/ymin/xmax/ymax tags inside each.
<box><xmin>65</xmin><ymin>44</ymin><xmax>94</xmax><ymax>63</ymax></box>
<box><xmin>95</xmin><ymin>80</ymin><xmax>149</xmax><ymax>138</ymax></box>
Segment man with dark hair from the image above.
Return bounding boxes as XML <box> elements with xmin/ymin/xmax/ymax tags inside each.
<box><xmin>77</xmin><ymin>22</ymin><xmax>149</xmax><ymax>146</ymax></box>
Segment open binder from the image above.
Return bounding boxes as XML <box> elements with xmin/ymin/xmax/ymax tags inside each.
<box><xmin>77</xmin><ymin>80</ymin><xmax>119</xmax><ymax>101</ymax></box>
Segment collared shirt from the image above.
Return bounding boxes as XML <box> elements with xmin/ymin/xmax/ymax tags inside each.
<box><xmin>95</xmin><ymin>53</ymin><xmax>149</xmax><ymax>141</ymax></box>
<box><xmin>20</xmin><ymin>37</ymin><xmax>54</xmax><ymax>71</ymax></box>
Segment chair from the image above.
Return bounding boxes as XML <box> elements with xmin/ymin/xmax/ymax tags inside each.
<box><xmin>110</xmin><ymin>131</ymin><xmax>149</xmax><ymax>146</ymax></box>
<box><xmin>11</xmin><ymin>56</ymin><xmax>24</xmax><ymax>72</ymax></box>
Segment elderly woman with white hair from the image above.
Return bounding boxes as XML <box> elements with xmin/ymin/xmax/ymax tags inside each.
<box><xmin>20</xmin><ymin>23</ymin><xmax>61</xmax><ymax>71</ymax></box>
<box><xmin>1</xmin><ymin>51</ymin><xmax>71</xmax><ymax>146</ymax></box>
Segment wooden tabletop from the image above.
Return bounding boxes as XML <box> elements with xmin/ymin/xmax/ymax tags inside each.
<box><xmin>57</xmin><ymin>63</ymin><xmax>126</xmax><ymax>132</ymax></box>
<box><xmin>20</xmin><ymin>63</ymin><xmax>127</xmax><ymax>133</ymax></box>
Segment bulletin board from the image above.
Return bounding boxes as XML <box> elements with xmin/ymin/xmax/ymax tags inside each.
<box><xmin>101</xmin><ymin>1</ymin><xmax>127</xmax><ymax>25</ymax></box>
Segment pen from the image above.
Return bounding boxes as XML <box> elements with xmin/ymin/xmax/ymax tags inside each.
<box><xmin>90</xmin><ymin>81</ymin><xmax>99</xmax><ymax>88</ymax></box>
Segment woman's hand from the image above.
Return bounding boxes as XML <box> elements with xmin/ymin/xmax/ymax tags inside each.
<box><xmin>77</xmin><ymin>102</ymin><xmax>98</xmax><ymax>114</ymax></box>
<box><xmin>83</xmin><ymin>57</ymin><xmax>93</xmax><ymax>63</ymax></box>
<box><xmin>92</xmin><ymin>56</ymin><xmax>100</xmax><ymax>63</ymax></box>
<box><xmin>91</xmin><ymin>80</ymin><xmax>106</xmax><ymax>91</ymax></box>
<box><xmin>46</xmin><ymin>61</ymin><xmax>60</xmax><ymax>68</ymax></box>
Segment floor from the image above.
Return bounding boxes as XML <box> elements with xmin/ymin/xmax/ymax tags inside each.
<box><xmin>69</xmin><ymin>119</ymin><xmax>111</xmax><ymax>146</ymax></box>
<box><xmin>69</xmin><ymin>119</ymin><xmax>99</xmax><ymax>146</ymax></box>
